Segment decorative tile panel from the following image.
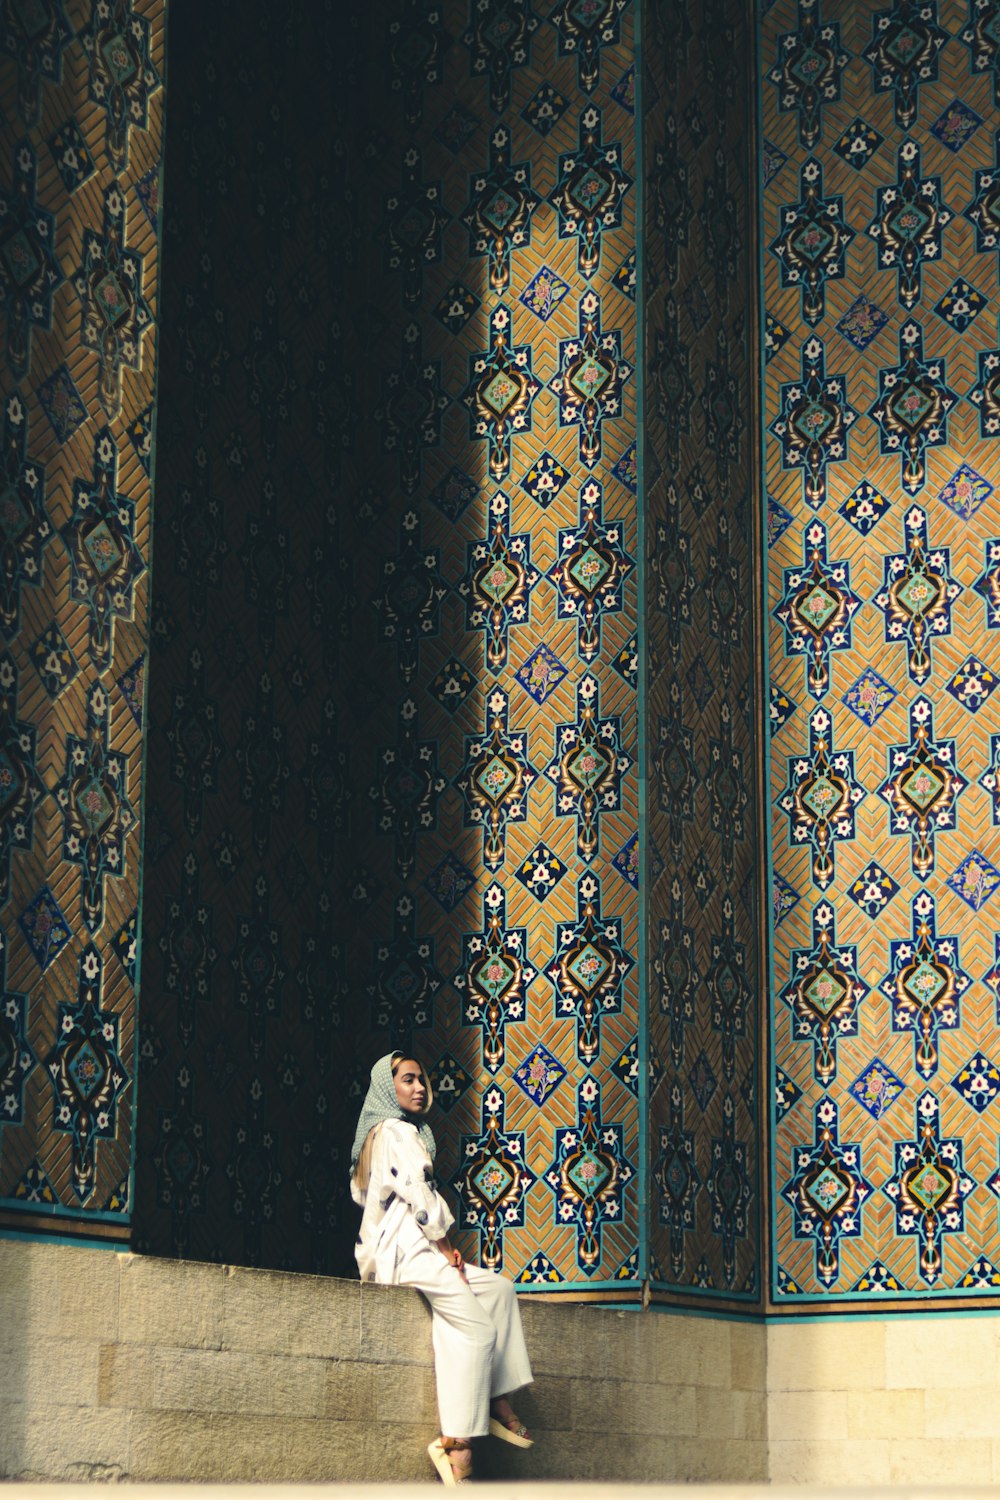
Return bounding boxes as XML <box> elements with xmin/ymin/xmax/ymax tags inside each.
<box><xmin>765</xmin><ymin>0</ymin><xmax>1000</xmax><ymax>1307</ymax></box>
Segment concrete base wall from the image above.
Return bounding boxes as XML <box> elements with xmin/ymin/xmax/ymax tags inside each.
<box><xmin>10</xmin><ymin>1240</ymin><xmax>1000</xmax><ymax>1485</ymax></box>
<box><xmin>0</xmin><ymin>1242</ymin><xmax>766</xmax><ymax>1484</ymax></box>
<box><xmin>767</xmin><ymin>1314</ymin><xmax>1000</xmax><ymax>1487</ymax></box>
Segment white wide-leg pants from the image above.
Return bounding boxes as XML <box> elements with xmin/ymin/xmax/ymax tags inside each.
<box><xmin>396</xmin><ymin>1239</ymin><xmax>534</xmax><ymax>1438</ymax></box>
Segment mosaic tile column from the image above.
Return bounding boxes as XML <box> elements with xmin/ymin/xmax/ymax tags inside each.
<box><xmin>136</xmin><ymin>0</ymin><xmax>642</xmax><ymax>1288</ymax></box>
<box><xmin>0</xmin><ymin>0</ymin><xmax>164</xmax><ymax>1241</ymax></box>
<box><xmin>642</xmin><ymin>0</ymin><xmax>765</xmax><ymax>1308</ymax></box>
<box><xmin>764</xmin><ymin>0</ymin><xmax>1000</xmax><ymax>1309</ymax></box>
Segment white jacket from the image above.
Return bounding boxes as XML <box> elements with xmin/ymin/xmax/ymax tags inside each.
<box><xmin>350</xmin><ymin>1117</ymin><xmax>455</xmax><ymax>1284</ymax></box>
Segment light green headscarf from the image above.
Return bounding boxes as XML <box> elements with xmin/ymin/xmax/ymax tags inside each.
<box><xmin>350</xmin><ymin>1051</ymin><xmax>436</xmax><ymax>1173</ymax></box>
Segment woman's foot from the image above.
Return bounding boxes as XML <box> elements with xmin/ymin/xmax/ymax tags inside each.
<box><xmin>489</xmin><ymin>1396</ymin><xmax>533</xmax><ymax>1447</ymax></box>
<box><xmin>445</xmin><ymin>1439</ymin><xmax>473</xmax><ymax>1482</ymax></box>
<box><xmin>428</xmin><ymin>1436</ymin><xmax>473</xmax><ymax>1485</ymax></box>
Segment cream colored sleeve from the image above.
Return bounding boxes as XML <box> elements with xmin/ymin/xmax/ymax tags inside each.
<box><xmin>381</xmin><ymin>1119</ymin><xmax>455</xmax><ymax>1241</ymax></box>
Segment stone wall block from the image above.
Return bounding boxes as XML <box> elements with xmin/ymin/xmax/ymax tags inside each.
<box><xmin>149</xmin><ymin>1347</ymin><xmax>328</xmax><ymax>1416</ymax></box>
<box><xmin>768</xmin><ymin>1438</ymin><xmax>891</xmax><ymax>1486</ymax></box>
<box><xmin>519</xmin><ymin>1301</ymin><xmax>614</xmax><ymax>1377</ymax></box>
<box><xmin>0</xmin><ymin>1242</ymin><xmax>119</xmax><ymax>1347</ymax></box>
<box><xmin>98</xmin><ymin>1345</ymin><xmax>154</xmax><ymax>1409</ymax></box>
<box><xmin>884</xmin><ymin>1318</ymin><xmax>999</xmax><ymax>1390</ymax></box>
<box><xmin>653</xmin><ymin>1314</ymin><xmax>731</xmax><ymax>1387</ymax></box>
<box><xmin>358</xmin><ymin>1280</ymin><xmax>431</xmax><ymax>1365</ymax></box>
<box><xmin>730</xmin><ymin>1320</ymin><xmax>766</xmax><ymax>1390</ymax></box>
<box><xmin>890</xmin><ymin>1437</ymin><xmax>993</xmax><ymax>1485</ymax></box>
<box><xmin>768</xmin><ymin>1320</ymin><xmax>885</xmax><ymax>1392</ymax></box>
<box><xmin>0</xmin><ymin>1401</ymin><xmax>129</xmax><ymax>1481</ymax></box>
<box><xmin>224</xmin><ymin>1265</ymin><xmax>360</xmax><ymax>1359</ymax></box>
<box><xmin>119</xmin><ymin>1254</ymin><xmax>223</xmax><ymax>1349</ymax></box>
<box><xmin>325</xmin><ymin>1358</ymin><xmax>378</xmax><ymax>1420</ymax></box>
<box><xmin>768</xmin><ymin>1388</ymin><xmax>848</xmax><ymax>1441</ymax></box>
<box><xmin>696</xmin><ymin>1386</ymin><xmax>766</xmax><ymax>1441</ymax></box>
<box><xmin>372</xmin><ymin>1361</ymin><xmax>438</xmax><ymax>1424</ymax></box>
<box><xmin>584</xmin><ymin>1377</ymin><xmax>696</xmax><ymax>1437</ymax></box>
<box><xmin>846</xmin><ymin>1387</ymin><xmax>924</xmax><ymax>1440</ymax></box>
<box><xmin>0</xmin><ymin>1335</ymin><xmax>99</xmax><ymax>1408</ymax></box>
<box><xmin>672</xmin><ymin>1436</ymin><xmax>768</xmax><ymax>1483</ymax></box>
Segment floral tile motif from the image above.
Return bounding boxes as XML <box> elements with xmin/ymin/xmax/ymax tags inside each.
<box><xmin>127</xmin><ymin>404</ymin><xmax>152</xmax><ymax>475</ymax></box>
<box><xmin>30</xmin><ymin>621</ymin><xmax>79</xmax><ymax>699</ymax></box>
<box><xmin>111</xmin><ymin>908</ymin><xmax>137</xmax><ymax>985</ymax></box>
<box><xmin>424</xmin><ymin>852</ymin><xmax>477</xmax><ymax>913</ymax></box>
<box><xmin>689</xmin><ymin>1049</ymin><xmax>718</xmax><ymax>1112</ymax></box>
<box><xmin>135</xmin><ymin>166</ymin><xmax>159</xmax><ymax>232</ymax></box>
<box><xmin>930</xmin><ymin>98</ymin><xmax>983</xmax><ymax>152</ymax></box>
<box><xmin>934</xmin><ymin>277</ymin><xmax>987</xmax><ymax>333</ymax></box>
<box><xmin>770</xmin><ymin>683</ymin><xmax>797</xmax><ymax>735</ymax></box>
<box><xmin>512</xmin><ymin>840</ymin><xmax>567</xmax><ymax>902</ymax></box>
<box><xmin>885</xmin><ymin>1092</ymin><xmax>975</xmax><ymax>1288</ymax></box>
<box><xmin>846</xmin><ymin>861</ymin><xmax>900</xmax><ymax>918</ymax></box>
<box><xmin>612</xmin><ymin>440</ymin><xmax>637</xmax><ymax>493</ymax></box>
<box><xmin>609</xmin><ymin>63</ymin><xmax>635</xmax><ymax>113</ymax></box>
<box><xmin>430</xmin><ymin>465</ymin><xmax>479</xmax><ymax>524</ymax></box>
<box><xmin>850</xmin><ymin>1058</ymin><xmax>906</xmax><ymax>1121</ymax></box>
<box><xmin>429</xmin><ymin>1052</ymin><xmax>472</xmax><ymax>1114</ymax></box>
<box><xmin>521</xmin><ymin>450</ymin><xmax>570</xmax><ymax>508</ymax></box>
<box><xmin>519</xmin><ymin>264</ymin><xmax>569</xmax><ymax>322</ymax></box>
<box><xmin>434</xmin><ymin>281</ymin><xmax>481</xmax><ymax>334</ymax></box>
<box><xmin>515</xmin><ymin>1251</ymin><xmax>564</xmax><ymax>1284</ymax></box>
<box><xmin>427</xmin><ymin>655</ymin><xmax>477</xmax><ymax>715</ymax></box>
<box><xmin>937</xmin><ymin>463</ymin><xmax>993</xmax><ymax>522</ymax></box>
<box><xmin>612</xmin><ymin>832</ymin><xmax>639</xmax><ymax>889</ymax></box>
<box><xmin>851</xmin><ymin>1260</ymin><xmax>905</xmax><ymax>1294</ymax></box>
<box><xmin>836</xmin><ymin>292</ymin><xmax>888</xmax><ymax>351</ymax></box>
<box><xmin>36</xmin><ymin>364</ymin><xmax>87</xmax><ymax>444</ymax></box>
<box><xmin>47</xmin><ymin>117</ymin><xmax>96</xmax><ymax>193</ymax></box>
<box><xmin>611</xmin><ymin>1036</ymin><xmax>640</xmax><ymax>1093</ymax></box>
<box><xmin>762</xmin><ymin>137</ymin><xmax>787</xmax><ymax>186</ymax></box>
<box><xmin>945</xmin><ymin>654</ymin><xmax>999</xmax><ymax>712</ymax></box>
<box><xmin>610</xmin><ymin>634</ymin><xmax>637</xmax><ymax>688</ymax></box>
<box><xmin>765</xmin><ymin>312</ymin><xmax>792</xmax><ymax>362</ymax></box>
<box><xmin>19</xmin><ymin>883</ymin><xmax>72</xmax><ymax>971</ymax></box>
<box><xmin>957</xmin><ymin>1258</ymin><xmax>1000</xmax><ymax>1291</ymax></box>
<box><xmin>773</xmin><ymin>872</ymin><xmax>800</xmax><ymax>926</ymax></box>
<box><xmin>947</xmin><ymin>851</ymin><xmax>1000</xmax><ymax>911</ymax></box>
<box><xmin>838</xmin><ymin>479</ymin><xmax>891</xmax><ymax>536</ymax></box>
<box><xmin>832</xmin><ymin>116</ymin><xmax>884</xmax><ymax>170</ymax></box>
<box><xmin>843</xmin><ymin>667</ymin><xmax>897</xmax><ymax>726</ymax></box>
<box><xmin>515</xmin><ymin>643</ymin><xmax>568</xmax><ymax>704</ymax></box>
<box><xmin>611</xmin><ymin>249</ymin><xmax>636</xmax><ymax>300</ymax></box>
<box><xmin>521</xmin><ymin>81</ymin><xmax>569</xmax><ymax>136</ymax></box>
<box><xmin>434</xmin><ymin>102</ymin><xmax>480</xmax><ymax>154</ymax></box>
<box><xmin>952</xmin><ymin>1053</ymin><xmax>1000</xmax><ymax>1113</ymax></box>
<box><xmin>117</xmin><ymin>654</ymin><xmax>144</xmax><ymax>729</ymax></box>
<box><xmin>775</xmin><ymin>1068</ymin><xmax>802</xmax><ymax>1122</ymax></box>
<box><xmin>689</xmin><ymin>849</ymin><xmax>715</xmax><ymax>910</ymax></box>
<box><xmin>683</xmin><ymin>276</ymin><xmax>711</xmax><ymax>331</ymax></box>
<box><xmin>513</xmin><ymin>1042</ymin><xmax>567</xmax><ymax>1106</ymax></box>
<box><xmin>767</xmin><ymin>495</ymin><xmax>793</xmax><ymax>546</ymax></box>
<box><xmin>781</xmin><ymin>1095</ymin><xmax>872</xmax><ymax>1288</ymax></box>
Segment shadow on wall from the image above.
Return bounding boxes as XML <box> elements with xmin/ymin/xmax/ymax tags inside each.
<box><xmin>135</xmin><ymin>0</ymin><xmax>503</xmax><ymax>1277</ymax></box>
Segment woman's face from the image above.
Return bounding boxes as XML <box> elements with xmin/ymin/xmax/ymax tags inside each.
<box><xmin>393</xmin><ymin>1058</ymin><xmax>428</xmax><ymax>1114</ymax></box>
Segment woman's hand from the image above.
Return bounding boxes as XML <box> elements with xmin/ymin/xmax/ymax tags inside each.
<box><xmin>436</xmin><ymin>1237</ymin><xmax>468</xmax><ymax>1282</ymax></box>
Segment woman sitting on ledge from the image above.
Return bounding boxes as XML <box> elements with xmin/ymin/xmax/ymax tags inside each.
<box><xmin>350</xmin><ymin>1051</ymin><xmax>535</xmax><ymax>1485</ymax></box>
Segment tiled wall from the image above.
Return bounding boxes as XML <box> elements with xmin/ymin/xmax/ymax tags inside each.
<box><xmin>136</xmin><ymin>1</ymin><xmax>642</xmax><ymax>1286</ymax></box>
<box><xmin>764</xmin><ymin>0</ymin><xmax>1000</xmax><ymax>1306</ymax></box>
<box><xmin>0</xmin><ymin>0</ymin><xmax>164</xmax><ymax>1240</ymax></box>
<box><xmin>644</xmin><ymin>0</ymin><xmax>764</xmax><ymax>1305</ymax></box>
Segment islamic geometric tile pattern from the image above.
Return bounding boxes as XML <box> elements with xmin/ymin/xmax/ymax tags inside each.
<box><xmin>766</xmin><ymin>0</ymin><xmax>1000</xmax><ymax>1307</ymax></box>
<box><xmin>645</xmin><ymin>0</ymin><xmax>761</xmax><ymax>1306</ymax></box>
<box><xmin>133</xmin><ymin>0</ymin><xmax>640</xmax><ymax>1286</ymax></box>
<box><xmin>0</xmin><ymin>0</ymin><xmax>161</xmax><ymax>1239</ymax></box>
